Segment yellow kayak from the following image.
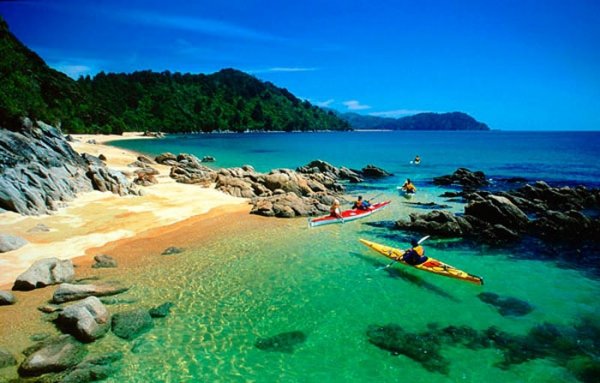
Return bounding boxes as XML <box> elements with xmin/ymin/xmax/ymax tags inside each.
<box><xmin>359</xmin><ymin>239</ymin><xmax>484</xmax><ymax>285</ymax></box>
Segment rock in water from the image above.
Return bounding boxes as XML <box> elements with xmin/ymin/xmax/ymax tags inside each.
<box><xmin>255</xmin><ymin>331</ymin><xmax>307</xmax><ymax>353</ymax></box>
<box><xmin>111</xmin><ymin>309</ymin><xmax>154</xmax><ymax>340</ymax></box>
<box><xmin>92</xmin><ymin>254</ymin><xmax>117</xmax><ymax>268</ymax></box>
<box><xmin>478</xmin><ymin>292</ymin><xmax>533</xmax><ymax>317</ymax></box>
<box><xmin>12</xmin><ymin>258</ymin><xmax>75</xmax><ymax>291</ymax></box>
<box><xmin>161</xmin><ymin>247</ymin><xmax>184</xmax><ymax>255</ymax></box>
<box><xmin>0</xmin><ymin>233</ymin><xmax>28</xmax><ymax>252</ymax></box>
<box><xmin>55</xmin><ymin>297</ymin><xmax>111</xmax><ymax>342</ymax></box>
<box><xmin>18</xmin><ymin>335</ymin><xmax>87</xmax><ymax>377</ymax></box>
<box><xmin>52</xmin><ymin>283</ymin><xmax>129</xmax><ymax>303</ymax></box>
<box><xmin>0</xmin><ymin>347</ymin><xmax>17</xmax><ymax>368</ymax></box>
<box><xmin>149</xmin><ymin>302</ymin><xmax>174</xmax><ymax>318</ymax></box>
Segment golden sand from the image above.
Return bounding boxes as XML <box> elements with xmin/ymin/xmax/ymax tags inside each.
<box><xmin>0</xmin><ymin>133</ymin><xmax>247</xmax><ymax>287</ymax></box>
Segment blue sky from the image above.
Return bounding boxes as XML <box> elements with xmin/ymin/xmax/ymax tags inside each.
<box><xmin>1</xmin><ymin>0</ymin><xmax>599</xmax><ymax>130</ymax></box>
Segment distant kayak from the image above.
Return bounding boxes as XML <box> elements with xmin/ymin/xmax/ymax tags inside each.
<box><xmin>309</xmin><ymin>201</ymin><xmax>391</xmax><ymax>227</ymax></box>
<box><xmin>359</xmin><ymin>239</ymin><xmax>484</xmax><ymax>285</ymax></box>
<box><xmin>396</xmin><ymin>186</ymin><xmax>415</xmax><ymax>198</ymax></box>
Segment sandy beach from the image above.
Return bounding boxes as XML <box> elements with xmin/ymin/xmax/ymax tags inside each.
<box><xmin>0</xmin><ymin>132</ymin><xmax>248</xmax><ymax>288</ymax></box>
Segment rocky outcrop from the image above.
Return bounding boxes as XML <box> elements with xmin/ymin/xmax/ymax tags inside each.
<box><xmin>55</xmin><ymin>297</ymin><xmax>110</xmax><ymax>342</ymax></box>
<box><xmin>149</xmin><ymin>302</ymin><xmax>174</xmax><ymax>318</ymax></box>
<box><xmin>111</xmin><ymin>309</ymin><xmax>154</xmax><ymax>340</ymax></box>
<box><xmin>398</xmin><ymin>181</ymin><xmax>600</xmax><ymax>245</ymax></box>
<box><xmin>18</xmin><ymin>335</ymin><xmax>87</xmax><ymax>377</ymax></box>
<box><xmin>0</xmin><ymin>119</ymin><xmax>139</xmax><ymax>215</ymax></box>
<box><xmin>433</xmin><ymin>168</ymin><xmax>489</xmax><ymax>189</ymax></box>
<box><xmin>0</xmin><ymin>290</ymin><xmax>16</xmax><ymax>305</ymax></box>
<box><xmin>13</xmin><ymin>258</ymin><xmax>75</xmax><ymax>291</ymax></box>
<box><xmin>359</xmin><ymin>164</ymin><xmax>392</xmax><ymax>178</ymax></box>
<box><xmin>250</xmin><ymin>192</ymin><xmax>331</xmax><ymax>218</ymax></box>
<box><xmin>0</xmin><ymin>233</ymin><xmax>28</xmax><ymax>252</ymax></box>
<box><xmin>297</xmin><ymin>159</ymin><xmax>363</xmax><ymax>183</ymax></box>
<box><xmin>60</xmin><ymin>352</ymin><xmax>122</xmax><ymax>383</ymax></box>
<box><xmin>133</xmin><ymin>167</ymin><xmax>159</xmax><ymax>186</ymax></box>
<box><xmin>167</xmin><ymin>154</ymin><xmax>217</xmax><ymax>185</ymax></box>
<box><xmin>52</xmin><ymin>283</ymin><xmax>129</xmax><ymax>304</ymax></box>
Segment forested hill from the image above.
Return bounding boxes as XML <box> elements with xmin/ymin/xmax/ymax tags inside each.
<box><xmin>0</xmin><ymin>18</ymin><xmax>349</xmax><ymax>133</ymax></box>
<box><xmin>339</xmin><ymin>111</ymin><xmax>490</xmax><ymax>131</ymax></box>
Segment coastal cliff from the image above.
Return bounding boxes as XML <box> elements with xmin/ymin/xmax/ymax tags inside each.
<box><xmin>0</xmin><ymin>119</ymin><xmax>138</xmax><ymax>215</ymax></box>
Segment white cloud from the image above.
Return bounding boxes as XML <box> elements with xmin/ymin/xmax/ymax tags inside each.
<box><xmin>315</xmin><ymin>99</ymin><xmax>335</xmax><ymax>107</ymax></box>
<box><xmin>343</xmin><ymin>100</ymin><xmax>371</xmax><ymax>111</ymax></box>
<box><xmin>53</xmin><ymin>64</ymin><xmax>92</xmax><ymax>79</ymax></box>
<box><xmin>369</xmin><ymin>109</ymin><xmax>430</xmax><ymax>117</ymax></box>
<box><xmin>117</xmin><ymin>11</ymin><xmax>282</xmax><ymax>42</ymax></box>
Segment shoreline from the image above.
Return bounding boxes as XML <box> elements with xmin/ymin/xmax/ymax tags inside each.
<box><xmin>0</xmin><ymin>132</ymin><xmax>248</xmax><ymax>288</ymax></box>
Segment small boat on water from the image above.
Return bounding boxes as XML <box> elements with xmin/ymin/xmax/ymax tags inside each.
<box><xmin>359</xmin><ymin>238</ymin><xmax>484</xmax><ymax>285</ymax></box>
<box><xmin>308</xmin><ymin>201</ymin><xmax>391</xmax><ymax>227</ymax></box>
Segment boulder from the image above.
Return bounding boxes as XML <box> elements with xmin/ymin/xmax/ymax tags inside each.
<box><xmin>52</xmin><ymin>283</ymin><xmax>130</xmax><ymax>304</ymax></box>
<box><xmin>0</xmin><ymin>347</ymin><xmax>17</xmax><ymax>368</ymax></box>
<box><xmin>133</xmin><ymin>167</ymin><xmax>159</xmax><ymax>186</ymax></box>
<box><xmin>154</xmin><ymin>152</ymin><xmax>178</xmax><ymax>165</ymax></box>
<box><xmin>201</xmin><ymin>155</ymin><xmax>216</xmax><ymax>162</ymax></box>
<box><xmin>111</xmin><ymin>309</ymin><xmax>154</xmax><ymax>340</ymax></box>
<box><xmin>359</xmin><ymin>164</ymin><xmax>392</xmax><ymax>178</ymax></box>
<box><xmin>465</xmin><ymin>195</ymin><xmax>529</xmax><ymax>230</ymax></box>
<box><xmin>0</xmin><ymin>234</ymin><xmax>28</xmax><ymax>252</ymax></box>
<box><xmin>92</xmin><ymin>254</ymin><xmax>117</xmax><ymax>268</ymax></box>
<box><xmin>55</xmin><ymin>297</ymin><xmax>110</xmax><ymax>342</ymax></box>
<box><xmin>161</xmin><ymin>247</ymin><xmax>184</xmax><ymax>256</ymax></box>
<box><xmin>27</xmin><ymin>223</ymin><xmax>51</xmax><ymax>233</ymax></box>
<box><xmin>13</xmin><ymin>258</ymin><xmax>75</xmax><ymax>291</ymax></box>
<box><xmin>433</xmin><ymin>168</ymin><xmax>489</xmax><ymax>189</ymax></box>
<box><xmin>18</xmin><ymin>335</ymin><xmax>87</xmax><ymax>377</ymax></box>
<box><xmin>137</xmin><ymin>155</ymin><xmax>154</xmax><ymax>164</ymax></box>
<box><xmin>0</xmin><ymin>290</ymin><xmax>16</xmax><ymax>305</ymax></box>
<box><xmin>250</xmin><ymin>192</ymin><xmax>329</xmax><ymax>218</ymax></box>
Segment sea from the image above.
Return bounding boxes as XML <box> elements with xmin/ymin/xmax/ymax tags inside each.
<box><xmin>98</xmin><ymin>131</ymin><xmax>600</xmax><ymax>382</ymax></box>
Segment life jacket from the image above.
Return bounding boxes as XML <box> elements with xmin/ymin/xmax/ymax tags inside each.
<box><xmin>406</xmin><ymin>183</ymin><xmax>416</xmax><ymax>192</ymax></box>
<box><xmin>413</xmin><ymin>245</ymin><xmax>424</xmax><ymax>256</ymax></box>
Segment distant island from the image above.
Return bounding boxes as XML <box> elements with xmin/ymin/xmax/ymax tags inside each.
<box><xmin>338</xmin><ymin>111</ymin><xmax>490</xmax><ymax>131</ymax></box>
<box><xmin>0</xmin><ymin>17</ymin><xmax>348</xmax><ymax>134</ymax></box>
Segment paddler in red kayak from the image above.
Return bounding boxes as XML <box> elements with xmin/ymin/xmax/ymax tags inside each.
<box><xmin>403</xmin><ymin>238</ymin><xmax>428</xmax><ymax>265</ymax></box>
<box><xmin>352</xmin><ymin>196</ymin><xmax>371</xmax><ymax>210</ymax></box>
<box><xmin>330</xmin><ymin>199</ymin><xmax>342</xmax><ymax>218</ymax></box>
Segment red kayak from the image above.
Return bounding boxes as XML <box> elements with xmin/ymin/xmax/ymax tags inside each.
<box><xmin>309</xmin><ymin>201</ymin><xmax>391</xmax><ymax>227</ymax></box>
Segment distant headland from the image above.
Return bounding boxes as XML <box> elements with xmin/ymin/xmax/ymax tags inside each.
<box><xmin>337</xmin><ymin>111</ymin><xmax>490</xmax><ymax>131</ymax></box>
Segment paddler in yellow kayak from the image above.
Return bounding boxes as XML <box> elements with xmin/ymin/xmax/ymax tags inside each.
<box><xmin>403</xmin><ymin>238</ymin><xmax>428</xmax><ymax>265</ymax></box>
<box><xmin>401</xmin><ymin>179</ymin><xmax>417</xmax><ymax>194</ymax></box>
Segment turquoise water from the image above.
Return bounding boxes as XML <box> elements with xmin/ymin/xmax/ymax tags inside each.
<box><xmin>101</xmin><ymin>131</ymin><xmax>600</xmax><ymax>382</ymax></box>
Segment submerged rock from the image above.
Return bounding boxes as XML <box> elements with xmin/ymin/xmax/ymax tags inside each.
<box><xmin>111</xmin><ymin>309</ymin><xmax>154</xmax><ymax>340</ymax></box>
<box><xmin>13</xmin><ymin>258</ymin><xmax>75</xmax><ymax>291</ymax></box>
<box><xmin>255</xmin><ymin>331</ymin><xmax>307</xmax><ymax>353</ymax></box>
<box><xmin>61</xmin><ymin>352</ymin><xmax>123</xmax><ymax>383</ymax></box>
<box><xmin>366</xmin><ymin>324</ymin><xmax>449</xmax><ymax>374</ymax></box>
<box><xmin>161</xmin><ymin>247</ymin><xmax>184</xmax><ymax>256</ymax></box>
<box><xmin>52</xmin><ymin>283</ymin><xmax>129</xmax><ymax>303</ymax></box>
<box><xmin>18</xmin><ymin>335</ymin><xmax>87</xmax><ymax>377</ymax></box>
<box><xmin>149</xmin><ymin>302</ymin><xmax>174</xmax><ymax>318</ymax></box>
<box><xmin>92</xmin><ymin>254</ymin><xmax>117</xmax><ymax>268</ymax></box>
<box><xmin>0</xmin><ymin>347</ymin><xmax>17</xmax><ymax>368</ymax></box>
<box><xmin>478</xmin><ymin>292</ymin><xmax>533</xmax><ymax>317</ymax></box>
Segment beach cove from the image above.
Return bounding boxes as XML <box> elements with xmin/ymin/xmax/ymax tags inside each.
<box><xmin>0</xmin><ymin>131</ymin><xmax>599</xmax><ymax>382</ymax></box>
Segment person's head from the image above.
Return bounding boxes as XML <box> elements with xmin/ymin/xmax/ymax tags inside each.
<box><xmin>357</xmin><ymin>195</ymin><xmax>363</xmax><ymax>201</ymax></box>
<box><xmin>411</xmin><ymin>238</ymin><xmax>419</xmax><ymax>247</ymax></box>
<box><xmin>407</xmin><ymin>178</ymin><xmax>411</xmax><ymax>183</ymax></box>
<box><xmin>333</xmin><ymin>199</ymin><xmax>339</xmax><ymax>206</ymax></box>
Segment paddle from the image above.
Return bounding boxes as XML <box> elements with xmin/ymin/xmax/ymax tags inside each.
<box><xmin>380</xmin><ymin>235</ymin><xmax>430</xmax><ymax>270</ymax></box>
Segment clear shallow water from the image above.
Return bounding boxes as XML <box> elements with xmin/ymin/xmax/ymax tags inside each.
<box><xmin>99</xmin><ymin>131</ymin><xmax>600</xmax><ymax>382</ymax></box>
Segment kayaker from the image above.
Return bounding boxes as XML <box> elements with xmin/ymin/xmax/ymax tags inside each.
<box><xmin>401</xmin><ymin>179</ymin><xmax>417</xmax><ymax>193</ymax></box>
<box><xmin>330</xmin><ymin>199</ymin><xmax>342</xmax><ymax>218</ymax></box>
<box><xmin>403</xmin><ymin>238</ymin><xmax>428</xmax><ymax>265</ymax></box>
<box><xmin>352</xmin><ymin>196</ymin><xmax>371</xmax><ymax>210</ymax></box>
<box><xmin>413</xmin><ymin>155</ymin><xmax>421</xmax><ymax>164</ymax></box>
